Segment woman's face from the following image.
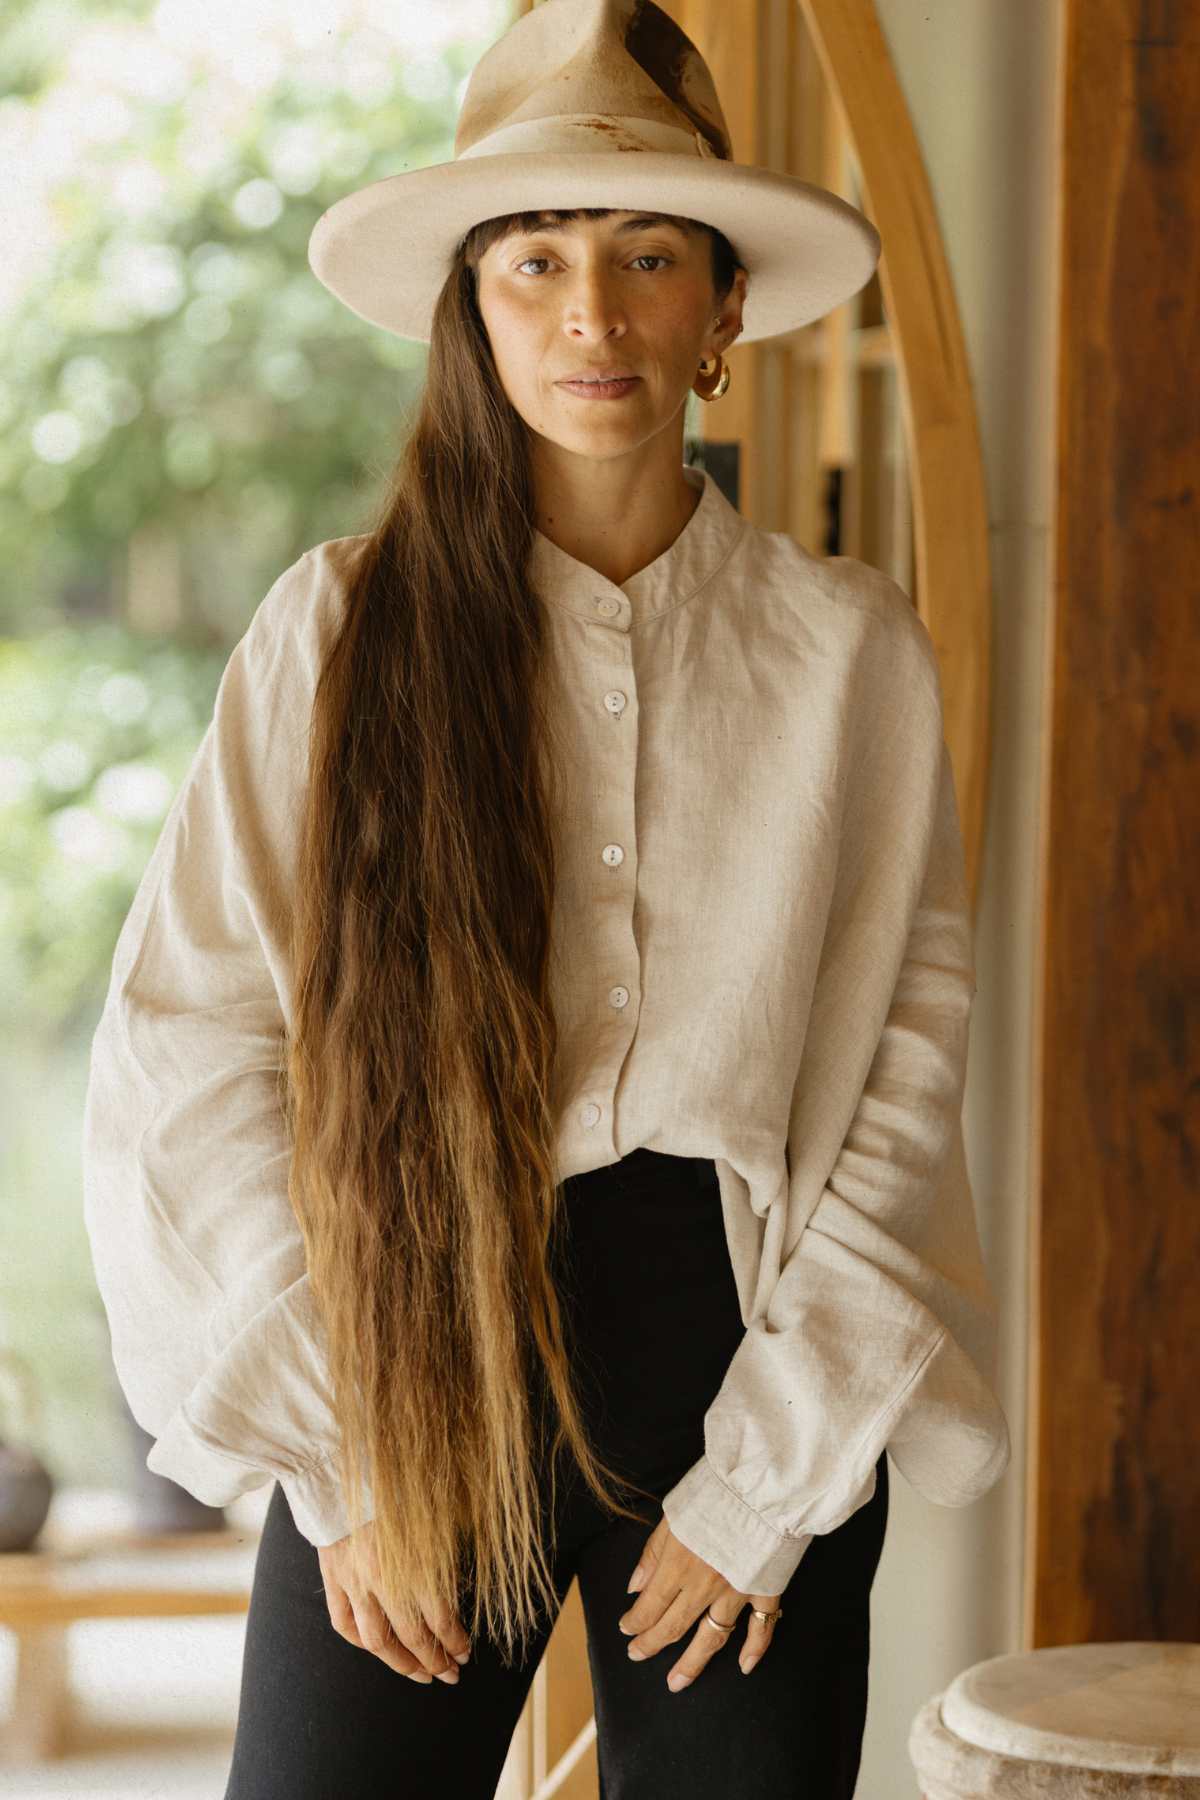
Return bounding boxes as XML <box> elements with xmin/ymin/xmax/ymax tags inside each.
<box><xmin>475</xmin><ymin>210</ymin><xmax>746</xmax><ymax>461</ymax></box>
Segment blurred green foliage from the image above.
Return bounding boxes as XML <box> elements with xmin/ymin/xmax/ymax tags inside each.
<box><xmin>0</xmin><ymin>2</ymin><xmax>509</xmax><ymax>635</ymax></box>
<box><xmin>0</xmin><ymin>0</ymin><xmax>512</xmax><ymax>1493</ymax></box>
<box><xmin>0</xmin><ymin>626</ymin><xmax>226</xmax><ymax>1030</ymax></box>
<box><xmin>0</xmin><ymin>0</ymin><xmax>524</xmax><ymax>1040</ymax></box>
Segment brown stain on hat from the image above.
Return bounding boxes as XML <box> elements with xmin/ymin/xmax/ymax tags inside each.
<box><xmin>454</xmin><ymin>0</ymin><xmax>732</xmax><ymax>162</ymax></box>
<box><xmin>575</xmin><ymin>115</ymin><xmax>662</xmax><ymax>152</ymax></box>
<box><xmin>624</xmin><ymin>0</ymin><xmax>732</xmax><ymax>159</ymax></box>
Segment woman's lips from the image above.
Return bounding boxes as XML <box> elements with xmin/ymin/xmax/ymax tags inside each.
<box><xmin>557</xmin><ymin>376</ymin><xmax>641</xmax><ymax>399</ymax></box>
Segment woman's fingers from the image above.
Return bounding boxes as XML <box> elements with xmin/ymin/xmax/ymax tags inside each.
<box><xmin>351</xmin><ymin>1590</ymin><xmax>459</xmax><ymax>1684</ymax></box>
<box><xmin>344</xmin><ymin>1587</ymin><xmax>415</xmax><ymax>1678</ymax></box>
<box><xmin>318</xmin><ymin>1560</ymin><xmax>365</xmax><ymax>1649</ymax></box>
<box><xmin>375</xmin><ymin>1588</ymin><xmax>469</xmax><ymax>1681</ymax></box>
<box><xmin>317</xmin><ymin>1531</ymin><xmax>468</xmax><ymax>1684</ymax></box>
<box><xmin>660</xmin><ymin>1594</ymin><xmax>747</xmax><ymax>1691</ymax></box>
<box><xmin>422</xmin><ymin>1592</ymin><xmax>473</xmax><ymax>1668</ymax></box>
<box><xmin>738</xmin><ymin>1593</ymin><xmax>782</xmax><ymax>1673</ymax></box>
<box><xmin>666</xmin><ymin>1590</ymin><xmax>780</xmax><ymax>1688</ymax></box>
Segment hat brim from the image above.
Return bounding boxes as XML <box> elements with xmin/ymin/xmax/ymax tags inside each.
<box><xmin>307</xmin><ymin>151</ymin><xmax>880</xmax><ymax>346</ymax></box>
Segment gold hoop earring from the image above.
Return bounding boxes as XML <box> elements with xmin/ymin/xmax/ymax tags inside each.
<box><xmin>693</xmin><ymin>350</ymin><xmax>731</xmax><ymax>402</ymax></box>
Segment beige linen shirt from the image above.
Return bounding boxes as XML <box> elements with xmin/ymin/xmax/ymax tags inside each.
<box><xmin>82</xmin><ymin>463</ymin><xmax>1010</xmax><ymax>1597</ymax></box>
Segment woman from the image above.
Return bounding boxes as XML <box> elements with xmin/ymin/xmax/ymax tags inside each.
<box><xmin>82</xmin><ymin>2</ymin><xmax>1010</xmax><ymax>1795</ymax></box>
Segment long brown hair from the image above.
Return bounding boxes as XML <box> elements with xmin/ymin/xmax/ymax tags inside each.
<box><xmin>282</xmin><ymin>207</ymin><xmax>743</xmax><ymax>1665</ymax></box>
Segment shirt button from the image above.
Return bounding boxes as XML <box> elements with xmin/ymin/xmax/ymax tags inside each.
<box><xmin>579</xmin><ymin>1101</ymin><xmax>601</xmax><ymax>1128</ymax></box>
<box><xmin>604</xmin><ymin>690</ymin><xmax>627</xmax><ymax>715</ymax></box>
<box><xmin>596</xmin><ymin>596</ymin><xmax>620</xmax><ymax>617</ymax></box>
<box><xmin>608</xmin><ymin>986</ymin><xmax>629</xmax><ymax>1009</ymax></box>
<box><xmin>601</xmin><ymin>843</ymin><xmax>625</xmax><ymax>867</ymax></box>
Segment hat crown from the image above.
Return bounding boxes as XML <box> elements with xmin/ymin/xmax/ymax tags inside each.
<box><xmin>454</xmin><ymin>0</ymin><xmax>733</xmax><ymax>165</ymax></box>
<box><xmin>307</xmin><ymin>0</ymin><xmax>881</xmax><ymax>345</ymax></box>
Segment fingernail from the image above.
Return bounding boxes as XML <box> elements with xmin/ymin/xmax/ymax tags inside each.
<box><xmin>627</xmin><ymin>1564</ymin><xmax>645</xmax><ymax>1593</ymax></box>
<box><xmin>627</xmin><ymin>1644</ymin><xmax>645</xmax><ymax>1661</ymax></box>
<box><xmin>453</xmin><ymin>1651</ymin><xmax>470</xmax><ymax>1665</ymax></box>
<box><xmin>410</xmin><ymin>1672</ymin><xmax>433</xmax><ymax>1684</ymax></box>
<box><xmin>667</xmin><ymin>1671</ymin><xmax>691</xmax><ymax>1691</ymax></box>
<box><xmin>435</xmin><ymin>1668</ymin><xmax>459</xmax><ymax>1684</ymax></box>
<box><xmin>740</xmin><ymin>1654</ymin><xmax>759</xmax><ymax>1674</ymax></box>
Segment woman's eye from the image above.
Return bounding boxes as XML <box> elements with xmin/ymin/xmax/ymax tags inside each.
<box><xmin>515</xmin><ymin>254</ymin><xmax>672</xmax><ymax>275</ymax></box>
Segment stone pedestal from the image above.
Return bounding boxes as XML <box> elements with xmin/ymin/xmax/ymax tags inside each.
<box><xmin>909</xmin><ymin>1642</ymin><xmax>1200</xmax><ymax>1798</ymax></box>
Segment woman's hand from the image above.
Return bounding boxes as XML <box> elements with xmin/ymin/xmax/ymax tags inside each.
<box><xmin>317</xmin><ymin>1520</ymin><xmax>472</xmax><ymax>1685</ymax></box>
<box><xmin>617</xmin><ymin>1516</ymin><xmax>781</xmax><ymax>1691</ymax></box>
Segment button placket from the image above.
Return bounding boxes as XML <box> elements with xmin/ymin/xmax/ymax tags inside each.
<box><xmin>567</xmin><ymin>605</ymin><xmax>640</xmax><ymax>1157</ymax></box>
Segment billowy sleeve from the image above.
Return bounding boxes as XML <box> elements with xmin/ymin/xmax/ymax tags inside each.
<box><xmin>82</xmin><ymin>544</ymin><xmax>367</xmax><ymax>1546</ymax></box>
<box><xmin>661</xmin><ymin>601</ymin><xmax>1010</xmax><ymax>1596</ymax></box>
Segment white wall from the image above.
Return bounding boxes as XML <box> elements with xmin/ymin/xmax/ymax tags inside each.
<box><xmin>858</xmin><ymin>2</ymin><xmax>1062</xmax><ymax>1792</ymax></box>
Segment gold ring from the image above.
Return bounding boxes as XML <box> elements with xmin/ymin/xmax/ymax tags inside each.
<box><xmin>703</xmin><ymin>1606</ymin><xmax>737</xmax><ymax>1633</ymax></box>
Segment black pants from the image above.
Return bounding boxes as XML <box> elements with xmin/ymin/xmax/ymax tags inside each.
<box><xmin>223</xmin><ymin>1149</ymin><xmax>889</xmax><ymax>1798</ymax></box>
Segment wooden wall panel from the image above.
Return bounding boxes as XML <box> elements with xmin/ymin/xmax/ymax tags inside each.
<box><xmin>1035</xmin><ymin>0</ymin><xmax>1200</xmax><ymax>1646</ymax></box>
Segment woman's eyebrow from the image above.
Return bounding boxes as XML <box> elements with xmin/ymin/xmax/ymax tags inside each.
<box><xmin>501</xmin><ymin>214</ymin><xmax>690</xmax><ymax>243</ymax></box>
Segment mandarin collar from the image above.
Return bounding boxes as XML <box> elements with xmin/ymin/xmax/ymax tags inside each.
<box><xmin>528</xmin><ymin>464</ymin><xmax>746</xmax><ymax>632</ymax></box>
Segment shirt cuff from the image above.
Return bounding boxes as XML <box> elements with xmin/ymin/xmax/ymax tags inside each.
<box><xmin>143</xmin><ymin>1406</ymin><xmax>372</xmax><ymax>1547</ymax></box>
<box><xmin>276</xmin><ymin>1458</ymin><xmax>374</xmax><ymax>1547</ymax></box>
<box><xmin>660</xmin><ymin>1454</ymin><xmax>816</xmax><ymax>1595</ymax></box>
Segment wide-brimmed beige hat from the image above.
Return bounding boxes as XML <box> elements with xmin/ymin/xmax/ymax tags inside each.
<box><xmin>307</xmin><ymin>0</ymin><xmax>880</xmax><ymax>347</ymax></box>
